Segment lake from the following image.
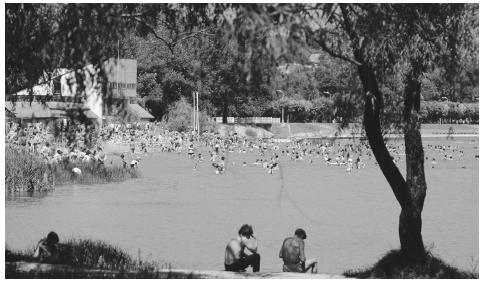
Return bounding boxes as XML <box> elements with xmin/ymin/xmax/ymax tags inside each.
<box><xmin>5</xmin><ymin>137</ymin><xmax>479</xmax><ymax>274</ymax></box>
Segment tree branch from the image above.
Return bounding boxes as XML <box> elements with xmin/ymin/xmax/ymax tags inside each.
<box><xmin>129</xmin><ymin>16</ymin><xmax>174</xmax><ymax>54</ymax></box>
<box><xmin>174</xmin><ymin>28</ymin><xmax>215</xmax><ymax>46</ymax></box>
<box><xmin>314</xmin><ymin>36</ymin><xmax>362</xmax><ymax>66</ymax></box>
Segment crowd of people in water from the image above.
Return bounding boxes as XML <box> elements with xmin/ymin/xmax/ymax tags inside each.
<box><xmin>6</xmin><ymin>121</ymin><xmax>478</xmax><ymax>178</ymax></box>
<box><xmin>98</xmin><ymin>122</ymin><xmax>477</xmax><ymax>175</ymax></box>
<box><xmin>94</xmin><ymin>122</ymin><xmax>376</xmax><ymax>175</ymax></box>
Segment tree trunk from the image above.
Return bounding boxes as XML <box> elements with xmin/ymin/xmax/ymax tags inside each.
<box><xmin>340</xmin><ymin>5</ymin><xmax>427</xmax><ymax>260</ymax></box>
<box><xmin>354</xmin><ymin>51</ymin><xmax>425</xmax><ymax>260</ymax></box>
<box><xmin>400</xmin><ymin>64</ymin><xmax>427</xmax><ymax>260</ymax></box>
<box><xmin>222</xmin><ymin>93</ymin><xmax>228</xmax><ymax>124</ymax></box>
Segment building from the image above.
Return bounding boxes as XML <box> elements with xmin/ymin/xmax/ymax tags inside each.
<box><xmin>7</xmin><ymin>58</ymin><xmax>153</xmax><ymax>126</ymax></box>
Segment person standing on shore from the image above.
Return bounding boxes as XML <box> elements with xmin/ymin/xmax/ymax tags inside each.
<box><xmin>279</xmin><ymin>228</ymin><xmax>318</xmax><ymax>273</ymax></box>
<box><xmin>224</xmin><ymin>224</ymin><xmax>261</xmax><ymax>272</ymax></box>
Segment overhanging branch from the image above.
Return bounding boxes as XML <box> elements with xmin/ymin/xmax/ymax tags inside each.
<box><xmin>314</xmin><ymin>37</ymin><xmax>362</xmax><ymax>66</ymax></box>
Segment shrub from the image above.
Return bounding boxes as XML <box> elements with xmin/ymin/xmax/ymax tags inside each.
<box><xmin>164</xmin><ymin>97</ymin><xmax>217</xmax><ymax>133</ymax></box>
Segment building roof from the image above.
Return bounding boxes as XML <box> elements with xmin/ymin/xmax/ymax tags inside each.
<box><xmin>46</xmin><ymin>101</ymin><xmax>90</xmax><ymax>111</ymax></box>
<box><xmin>84</xmin><ymin>110</ymin><xmax>100</xmax><ymax>119</ymax></box>
<box><xmin>5</xmin><ymin>101</ymin><xmax>97</xmax><ymax>120</ymax></box>
<box><xmin>6</xmin><ymin>102</ymin><xmax>61</xmax><ymax>119</ymax></box>
<box><xmin>128</xmin><ymin>103</ymin><xmax>154</xmax><ymax>120</ymax></box>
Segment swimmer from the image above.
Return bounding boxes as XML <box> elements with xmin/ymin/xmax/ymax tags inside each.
<box><xmin>72</xmin><ymin>167</ymin><xmax>82</xmax><ymax>175</ymax></box>
<box><xmin>188</xmin><ymin>144</ymin><xmax>195</xmax><ymax>158</ymax></box>
<box><xmin>130</xmin><ymin>158</ymin><xmax>140</xmax><ymax>168</ymax></box>
<box><xmin>346</xmin><ymin>161</ymin><xmax>353</xmax><ymax>173</ymax></box>
<box><xmin>268</xmin><ymin>162</ymin><xmax>278</xmax><ymax>174</ymax></box>
<box><xmin>129</xmin><ymin>139</ymin><xmax>135</xmax><ymax>155</ymax></box>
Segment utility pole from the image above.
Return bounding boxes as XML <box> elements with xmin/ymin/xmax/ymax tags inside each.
<box><xmin>196</xmin><ymin>91</ymin><xmax>200</xmax><ymax>135</ymax></box>
<box><xmin>193</xmin><ymin>92</ymin><xmax>196</xmax><ymax>132</ymax></box>
<box><xmin>192</xmin><ymin>91</ymin><xmax>200</xmax><ymax>134</ymax></box>
<box><xmin>117</xmin><ymin>40</ymin><xmax>120</xmax><ymax>97</ymax></box>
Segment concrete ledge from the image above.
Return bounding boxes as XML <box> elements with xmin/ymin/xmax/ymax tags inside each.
<box><xmin>6</xmin><ymin>261</ymin><xmax>346</xmax><ymax>279</ymax></box>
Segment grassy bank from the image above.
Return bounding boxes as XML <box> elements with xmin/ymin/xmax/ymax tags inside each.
<box><xmin>343</xmin><ymin>249</ymin><xmax>478</xmax><ymax>279</ymax></box>
<box><xmin>5</xmin><ymin>145</ymin><xmax>139</xmax><ymax>193</ymax></box>
<box><xmin>6</xmin><ymin>238</ymin><xmax>164</xmax><ymax>272</ymax></box>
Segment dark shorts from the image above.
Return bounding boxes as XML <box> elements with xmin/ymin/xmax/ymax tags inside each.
<box><xmin>225</xmin><ymin>253</ymin><xmax>260</xmax><ymax>272</ymax></box>
<box><xmin>283</xmin><ymin>263</ymin><xmax>304</xmax><ymax>273</ymax></box>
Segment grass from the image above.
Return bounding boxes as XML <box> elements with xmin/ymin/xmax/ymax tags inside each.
<box><xmin>5</xmin><ymin>238</ymin><xmax>176</xmax><ymax>278</ymax></box>
<box><xmin>6</xmin><ymin>238</ymin><xmax>167</xmax><ymax>275</ymax></box>
<box><xmin>5</xmin><ymin>146</ymin><xmax>54</xmax><ymax>192</ymax></box>
<box><xmin>52</xmin><ymin>161</ymin><xmax>139</xmax><ymax>187</ymax></box>
<box><xmin>5</xmin><ymin>145</ymin><xmax>139</xmax><ymax>193</ymax></box>
<box><xmin>343</xmin><ymin>249</ymin><xmax>478</xmax><ymax>279</ymax></box>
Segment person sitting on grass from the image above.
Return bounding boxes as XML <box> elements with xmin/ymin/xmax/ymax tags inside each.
<box><xmin>34</xmin><ymin>231</ymin><xmax>61</xmax><ymax>263</ymax></box>
<box><xmin>279</xmin><ymin>228</ymin><xmax>318</xmax><ymax>274</ymax></box>
<box><xmin>224</xmin><ymin>224</ymin><xmax>260</xmax><ymax>273</ymax></box>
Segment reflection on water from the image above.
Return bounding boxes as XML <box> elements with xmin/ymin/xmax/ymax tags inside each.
<box><xmin>6</xmin><ymin>138</ymin><xmax>478</xmax><ymax>274</ymax></box>
<box><xmin>6</xmin><ymin>190</ymin><xmax>51</xmax><ymax>203</ymax></box>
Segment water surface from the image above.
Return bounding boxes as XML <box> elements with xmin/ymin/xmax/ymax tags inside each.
<box><xmin>6</xmin><ymin>137</ymin><xmax>478</xmax><ymax>274</ymax></box>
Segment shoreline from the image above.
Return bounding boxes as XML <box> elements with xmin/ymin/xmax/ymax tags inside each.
<box><xmin>5</xmin><ymin>261</ymin><xmax>345</xmax><ymax>279</ymax></box>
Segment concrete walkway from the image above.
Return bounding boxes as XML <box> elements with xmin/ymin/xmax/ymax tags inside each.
<box><xmin>6</xmin><ymin>261</ymin><xmax>346</xmax><ymax>279</ymax></box>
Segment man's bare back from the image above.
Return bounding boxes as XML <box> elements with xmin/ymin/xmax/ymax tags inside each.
<box><xmin>279</xmin><ymin>229</ymin><xmax>318</xmax><ymax>273</ymax></box>
<box><xmin>280</xmin><ymin>236</ymin><xmax>305</xmax><ymax>265</ymax></box>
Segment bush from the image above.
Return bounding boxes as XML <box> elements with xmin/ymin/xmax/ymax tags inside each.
<box><xmin>164</xmin><ymin>97</ymin><xmax>217</xmax><ymax>133</ymax></box>
<box><xmin>310</xmin><ymin>97</ymin><xmax>334</xmax><ymax>122</ymax></box>
<box><xmin>344</xmin><ymin>249</ymin><xmax>478</xmax><ymax>279</ymax></box>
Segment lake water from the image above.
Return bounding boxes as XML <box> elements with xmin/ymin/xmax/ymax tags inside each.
<box><xmin>5</xmin><ymin>137</ymin><xmax>479</xmax><ymax>274</ymax></box>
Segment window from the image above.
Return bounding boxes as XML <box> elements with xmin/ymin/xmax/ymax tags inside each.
<box><xmin>53</xmin><ymin>77</ymin><xmax>61</xmax><ymax>95</ymax></box>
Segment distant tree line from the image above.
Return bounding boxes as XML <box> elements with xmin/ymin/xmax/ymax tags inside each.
<box><xmin>420</xmin><ymin>101</ymin><xmax>478</xmax><ymax>123</ymax></box>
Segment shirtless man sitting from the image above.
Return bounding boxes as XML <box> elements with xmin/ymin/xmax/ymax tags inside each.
<box><xmin>224</xmin><ymin>224</ymin><xmax>260</xmax><ymax>272</ymax></box>
<box><xmin>279</xmin><ymin>228</ymin><xmax>318</xmax><ymax>273</ymax></box>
